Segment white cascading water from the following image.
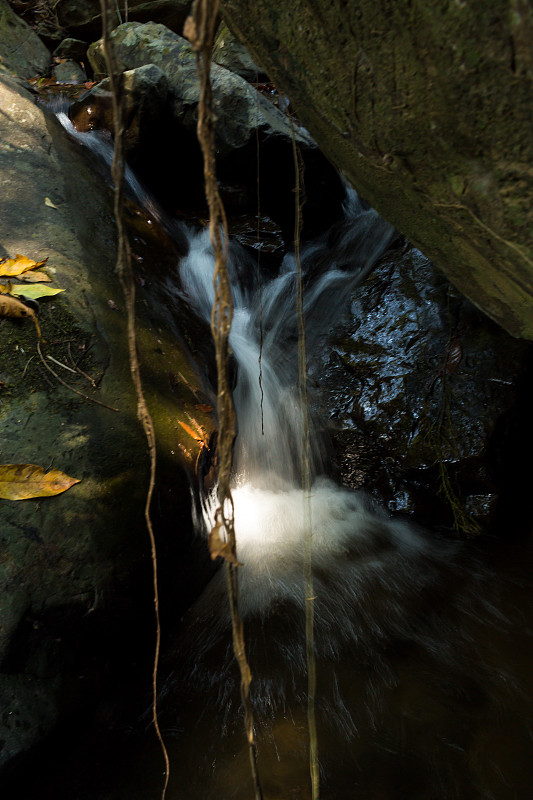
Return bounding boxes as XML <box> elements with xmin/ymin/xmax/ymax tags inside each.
<box><xmin>56</xmin><ymin>112</ymin><xmax>532</xmax><ymax>798</ymax></box>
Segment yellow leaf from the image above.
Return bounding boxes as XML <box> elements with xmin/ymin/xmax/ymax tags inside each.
<box><xmin>11</xmin><ymin>284</ymin><xmax>64</xmax><ymax>300</ymax></box>
<box><xmin>0</xmin><ymin>254</ymin><xmax>49</xmax><ymax>277</ymax></box>
<box><xmin>0</xmin><ymin>294</ymin><xmax>41</xmax><ymax>337</ymax></box>
<box><xmin>0</xmin><ymin>281</ymin><xmax>13</xmax><ymax>294</ymax></box>
<box><xmin>0</xmin><ymin>464</ymin><xmax>81</xmax><ymax>500</ymax></box>
<box><xmin>44</xmin><ymin>197</ymin><xmax>58</xmax><ymax>209</ymax></box>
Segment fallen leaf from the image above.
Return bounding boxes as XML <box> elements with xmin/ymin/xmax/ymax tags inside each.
<box><xmin>178</xmin><ymin>419</ymin><xmax>203</xmax><ymax>443</ymax></box>
<box><xmin>0</xmin><ymin>464</ymin><xmax>80</xmax><ymax>500</ymax></box>
<box><xmin>195</xmin><ymin>403</ymin><xmax>213</xmax><ymax>413</ymax></box>
<box><xmin>208</xmin><ymin>521</ymin><xmax>243</xmax><ymax>565</ymax></box>
<box><xmin>0</xmin><ymin>294</ymin><xmax>41</xmax><ymax>337</ymax></box>
<box><xmin>44</xmin><ymin>196</ymin><xmax>58</xmax><ymax>209</ymax></box>
<box><xmin>0</xmin><ymin>281</ymin><xmax>13</xmax><ymax>294</ymax></box>
<box><xmin>0</xmin><ymin>254</ymin><xmax>49</xmax><ymax>277</ymax></box>
<box><xmin>11</xmin><ymin>284</ymin><xmax>64</xmax><ymax>300</ymax></box>
<box><xmin>18</xmin><ymin>271</ymin><xmax>51</xmax><ymax>283</ymax></box>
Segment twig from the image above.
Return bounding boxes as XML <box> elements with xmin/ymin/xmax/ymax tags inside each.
<box><xmin>37</xmin><ymin>340</ymin><xmax>120</xmax><ymax>412</ymax></box>
<box><xmin>47</xmin><ymin>354</ymin><xmax>78</xmax><ymax>375</ymax></box>
<box><xmin>68</xmin><ymin>342</ymin><xmax>97</xmax><ymax>387</ymax></box>
<box><xmin>22</xmin><ymin>355</ymin><xmax>35</xmax><ymax>377</ymax></box>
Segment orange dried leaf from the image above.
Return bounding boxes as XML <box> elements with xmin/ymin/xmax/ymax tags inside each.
<box><xmin>0</xmin><ymin>294</ymin><xmax>41</xmax><ymax>337</ymax></box>
<box><xmin>0</xmin><ymin>254</ymin><xmax>48</xmax><ymax>277</ymax></box>
<box><xmin>0</xmin><ymin>464</ymin><xmax>81</xmax><ymax>500</ymax></box>
<box><xmin>178</xmin><ymin>419</ymin><xmax>202</xmax><ymax>443</ymax></box>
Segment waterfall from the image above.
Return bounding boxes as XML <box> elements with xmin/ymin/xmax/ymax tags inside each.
<box><xmin>56</xmin><ymin>113</ymin><xmax>533</xmax><ymax>799</ymax></box>
<box><xmin>179</xmin><ymin>192</ymin><xmax>395</xmax><ymax>488</ymax></box>
<box><xmin>170</xmin><ymin>192</ymin><xmax>531</xmax><ymax>800</ymax></box>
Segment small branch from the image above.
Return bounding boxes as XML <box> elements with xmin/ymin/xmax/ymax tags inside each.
<box><xmin>68</xmin><ymin>342</ymin><xmax>97</xmax><ymax>387</ymax></box>
<box><xmin>37</xmin><ymin>341</ymin><xmax>120</xmax><ymax>412</ymax></box>
<box><xmin>47</xmin><ymin>354</ymin><xmax>78</xmax><ymax>375</ymax></box>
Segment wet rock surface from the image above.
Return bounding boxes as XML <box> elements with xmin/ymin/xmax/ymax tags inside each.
<box><xmin>318</xmin><ymin>245</ymin><xmax>531</xmax><ymax>532</ymax></box>
<box><xmin>71</xmin><ymin>63</ymin><xmax>169</xmax><ymax>152</ymax></box>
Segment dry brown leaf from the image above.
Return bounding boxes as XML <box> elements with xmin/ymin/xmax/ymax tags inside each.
<box><xmin>0</xmin><ymin>294</ymin><xmax>41</xmax><ymax>337</ymax></box>
<box><xmin>208</xmin><ymin>521</ymin><xmax>243</xmax><ymax>565</ymax></box>
<box><xmin>0</xmin><ymin>464</ymin><xmax>81</xmax><ymax>500</ymax></box>
<box><xmin>195</xmin><ymin>403</ymin><xmax>213</xmax><ymax>413</ymax></box>
<box><xmin>0</xmin><ymin>254</ymin><xmax>48</xmax><ymax>277</ymax></box>
<box><xmin>20</xmin><ymin>271</ymin><xmax>51</xmax><ymax>283</ymax></box>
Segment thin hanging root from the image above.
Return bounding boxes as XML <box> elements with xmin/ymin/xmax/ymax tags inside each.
<box><xmin>287</xmin><ymin>108</ymin><xmax>320</xmax><ymax>800</ymax></box>
<box><xmin>98</xmin><ymin>1</ymin><xmax>169</xmax><ymax>798</ymax></box>
<box><xmin>185</xmin><ymin>1</ymin><xmax>263</xmax><ymax>798</ymax></box>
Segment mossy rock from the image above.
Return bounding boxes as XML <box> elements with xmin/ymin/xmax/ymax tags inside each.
<box><xmin>0</xmin><ymin>74</ymin><xmax>214</xmax><ymax>772</ymax></box>
<box><xmin>221</xmin><ymin>0</ymin><xmax>533</xmax><ymax>338</ymax></box>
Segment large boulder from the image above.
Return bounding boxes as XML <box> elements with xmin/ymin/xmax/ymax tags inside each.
<box><xmin>87</xmin><ymin>21</ymin><xmax>313</xmax><ymax>155</ymax></box>
<box><xmin>221</xmin><ymin>0</ymin><xmax>533</xmax><ymax>339</ymax></box>
<box><xmin>0</xmin><ymin>0</ymin><xmax>50</xmax><ymax>78</ymax></box>
<box><xmin>0</xmin><ymin>73</ymin><xmax>214</xmax><ymax>774</ymax></box>
<box><xmin>85</xmin><ymin>22</ymin><xmax>345</xmax><ymax>238</ymax></box>
<box><xmin>319</xmin><ymin>243</ymin><xmax>530</xmax><ymax>532</ymax></box>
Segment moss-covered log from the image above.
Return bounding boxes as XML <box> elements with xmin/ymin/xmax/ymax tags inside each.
<box><xmin>222</xmin><ymin>0</ymin><xmax>533</xmax><ymax>338</ymax></box>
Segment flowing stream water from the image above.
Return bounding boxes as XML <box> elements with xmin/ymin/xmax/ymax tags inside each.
<box><xmin>55</xmin><ymin>114</ymin><xmax>533</xmax><ymax>800</ymax></box>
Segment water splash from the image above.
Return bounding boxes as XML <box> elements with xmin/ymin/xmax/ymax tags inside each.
<box><xmin>179</xmin><ymin>191</ymin><xmax>395</xmax><ymax>487</ymax></box>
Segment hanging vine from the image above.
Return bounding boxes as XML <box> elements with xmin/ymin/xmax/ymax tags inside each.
<box><xmin>185</xmin><ymin>3</ymin><xmax>263</xmax><ymax>798</ymax></box>
<box><xmin>98</xmin><ymin>2</ymin><xmax>169</xmax><ymax>798</ymax></box>
<box><xmin>285</xmin><ymin>100</ymin><xmax>320</xmax><ymax>800</ymax></box>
